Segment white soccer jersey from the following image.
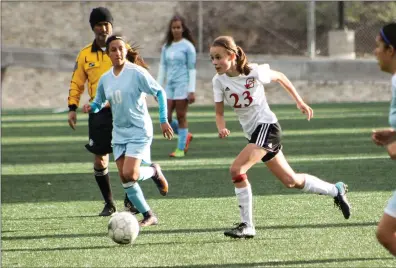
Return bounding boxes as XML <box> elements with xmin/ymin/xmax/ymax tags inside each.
<box><xmin>212</xmin><ymin>63</ymin><xmax>278</xmax><ymax>139</ymax></box>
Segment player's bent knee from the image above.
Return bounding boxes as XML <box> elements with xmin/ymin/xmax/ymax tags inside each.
<box><xmin>232</xmin><ymin>174</ymin><xmax>247</xmax><ymax>183</ymax></box>
<box><xmin>123</xmin><ymin>170</ymin><xmax>139</xmax><ymax>182</ymax></box>
<box><xmin>230</xmin><ymin>166</ymin><xmax>243</xmax><ymax>177</ymax></box>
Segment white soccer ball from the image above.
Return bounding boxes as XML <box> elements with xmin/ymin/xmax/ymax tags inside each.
<box><xmin>108</xmin><ymin>212</ymin><xmax>140</xmax><ymax>244</ymax></box>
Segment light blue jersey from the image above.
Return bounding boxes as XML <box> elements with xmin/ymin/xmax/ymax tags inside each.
<box><xmin>389</xmin><ymin>75</ymin><xmax>396</xmax><ymax>129</ymax></box>
<box><xmin>384</xmin><ymin>75</ymin><xmax>396</xmax><ymax>219</ymax></box>
<box><xmin>157</xmin><ymin>38</ymin><xmax>196</xmax><ymax>98</ymax></box>
<box><xmin>91</xmin><ymin>62</ymin><xmax>167</xmax><ymax>145</ymax></box>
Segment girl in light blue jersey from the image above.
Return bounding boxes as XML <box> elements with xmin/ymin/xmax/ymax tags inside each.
<box><xmin>157</xmin><ymin>15</ymin><xmax>196</xmax><ymax>157</ymax></box>
<box><xmin>83</xmin><ymin>35</ymin><xmax>174</xmax><ymax>227</ymax></box>
<box><xmin>372</xmin><ymin>22</ymin><xmax>396</xmax><ymax>256</ymax></box>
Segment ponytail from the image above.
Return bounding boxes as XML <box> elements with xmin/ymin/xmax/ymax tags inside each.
<box><xmin>235</xmin><ymin>46</ymin><xmax>251</xmax><ymax>76</ymax></box>
<box><xmin>126</xmin><ymin>45</ymin><xmax>149</xmax><ymax>70</ymax></box>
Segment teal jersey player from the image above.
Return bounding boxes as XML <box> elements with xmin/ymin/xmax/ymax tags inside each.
<box><xmin>83</xmin><ymin>35</ymin><xmax>174</xmax><ymax>227</ymax></box>
<box><xmin>157</xmin><ymin>16</ymin><xmax>197</xmax><ymax>158</ymax></box>
<box><xmin>92</xmin><ymin>61</ymin><xmax>166</xmax><ymax>147</ymax></box>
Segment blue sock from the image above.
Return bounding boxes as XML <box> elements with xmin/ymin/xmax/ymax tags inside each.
<box><xmin>123</xmin><ymin>182</ymin><xmax>150</xmax><ymax>214</ymax></box>
<box><xmin>170</xmin><ymin>119</ymin><xmax>179</xmax><ymax>135</ymax></box>
<box><xmin>138</xmin><ymin>166</ymin><xmax>155</xmax><ymax>182</ymax></box>
<box><xmin>178</xmin><ymin>128</ymin><xmax>188</xmax><ymax>150</ymax></box>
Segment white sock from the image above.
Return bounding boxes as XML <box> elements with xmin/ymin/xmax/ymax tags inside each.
<box><xmin>138</xmin><ymin>166</ymin><xmax>155</xmax><ymax>181</ymax></box>
<box><xmin>235</xmin><ymin>184</ymin><xmax>253</xmax><ymax>228</ymax></box>
<box><xmin>302</xmin><ymin>174</ymin><xmax>338</xmax><ymax>197</ymax></box>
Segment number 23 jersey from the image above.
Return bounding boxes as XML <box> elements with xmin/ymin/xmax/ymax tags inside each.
<box><xmin>212</xmin><ymin>63</ymin><xmax>278</xmax><ymax>139</ymax></box>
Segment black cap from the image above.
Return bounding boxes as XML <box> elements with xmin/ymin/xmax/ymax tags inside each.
<box><xmin>89</xmin><ymin>7</ymin><xmax>113</xmax><ymax>29</ymax></box>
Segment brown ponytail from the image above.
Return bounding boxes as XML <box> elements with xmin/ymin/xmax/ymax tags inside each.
<box><xmin>212</xmin><ymin>36</ymin><xmax>251</xmax><ymax>75</ymax></box>
<box><xmin>235</xmin><ymin>46</ymin><xmax>250</xmax><ymax>76</ymax></box>
<box><xmin>126</xmin><ymin>45</ymin><xmax>149</xmax><ymax>70</ymax></box>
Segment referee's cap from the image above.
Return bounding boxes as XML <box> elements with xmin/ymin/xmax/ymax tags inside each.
<box><xmin>89</xmin><ymin>7</ymin><xmax>113</xmax><ymax>29</ymax></box>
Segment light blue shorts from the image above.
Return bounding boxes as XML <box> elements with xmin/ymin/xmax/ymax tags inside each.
<box><xmin>113</xmin><ymin>141</ymin><xmax>151</xmax><ymax>164</ymax></box>
<box><xmin>384</xmin><ymin>191</ymin><xmax>396</xmax><ymax>218</ymax></box>
<box><xmin>165</xmin><ymin>82</ymin><xmax>189</xmax><ymax>100</ymax></box>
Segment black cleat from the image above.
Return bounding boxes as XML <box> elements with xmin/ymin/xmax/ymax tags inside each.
<box><xmin>124</xmin><ymin>194</ymin><xmax>140</xmax><ymax>215</ymax></box>
<box><xmin>334</xmin><ymin>182</ymin><xmax>351</xmax><ymax>219</ymax></box>
<box><xmin>150</xmin><ymin>163</ymin><xmax>169</xmax><ymax>196</ymax></box>
<box><xmin>224</xmin><ymin>222</ymin><xmax>255</xmax><ymax>239</ymax></box>
<box><xmin>99</xmin><ymin>202</ymin><xmax>116</xmax><ymax>217</ymax></box>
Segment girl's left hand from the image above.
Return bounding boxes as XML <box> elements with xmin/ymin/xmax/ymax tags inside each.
<box><xmin>161</xmin><ymin>122</ymin><xmax>174</xmax><ymax>140</ymax></box>
<box><xmin>187</xmin><ymin>92</ymin><xmax>195</xmax><ymax>104</ymax></box>
<box><xmin>82</xmin><ymin>103</ymin><xmax>92</xmax><ymax>113</ymax></box>
<box><xmin>297</xmin><ymin>101</ymin><xmax>313</xmax><ymax>121</ymax></box>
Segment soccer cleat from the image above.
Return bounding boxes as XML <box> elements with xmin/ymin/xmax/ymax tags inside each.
<box><xmin>334</xmin><ymin>182</ymin><xmax>351</xmax><ymax>219</ymax></box>
<box><xmin>150</xmin><ymin>163</ymin><xmax>169</xmax><ymax>196</ymax></box>
<box><xmin>139</xmin><ymin>214</ymin><xmax>159</xmax><ymax>227</ymax></box>
<box><xmin>184</xmin><ymin>132</ymin><xmax>193</xmax><ymax>154</ymax></box>
<box><xmin>169</xmin><ymin>148</ymin><xmax>185</xmax><ymax>158</ymax></box>
<box><xmin>124</xmin><ymin>194</ymin><xmax>140</xmax><ymax>215</ymax></box>
<box><xmin>99</xmin><ymin>202</ymin><xmax>116</xmax><ymax>217</ymax></box>
<box><xmin>224</xmin><ymin>222</ymin><xmax>256</xmax><ymax>239</ymax></box>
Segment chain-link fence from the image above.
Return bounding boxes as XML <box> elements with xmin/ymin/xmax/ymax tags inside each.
<box><xmin>2</xmin><ymin>1</ymin><xmax>395</xmax><ymax>58</ymax></box>
<box><xmin>180</xmin><ymin>1</ymin><xmax>396</xmax><ymax>57</ymax></box>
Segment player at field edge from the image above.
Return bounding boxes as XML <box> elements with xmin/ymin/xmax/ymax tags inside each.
<box><xmin>157</xmin><ymin>14</ymin><xmax>196</xmax><ymax>158</ymax></box>
<box><xmin>210</xmin><ymin>36</ymin><xmax>351</xmax><ymax>239</ymax></box>
<box><xmin>82</xmin><ymin>35</ymin><xmax>174</xmax><ymax>227</ymax></box>
<box><xmin>372</xmin><ymin>22</ymin><xmax>396</xmax><ymax>256</ymax></box>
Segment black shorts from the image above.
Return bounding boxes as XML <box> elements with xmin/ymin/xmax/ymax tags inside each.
<box><xmin>248</xmin><ymin>122</ymin><xmax>283</xmax><ymax>162</ymax></box>
<box><xmin>85</xmin><ymin>107</ymin><xmax>113</xmax><ymax>155</ymax></box>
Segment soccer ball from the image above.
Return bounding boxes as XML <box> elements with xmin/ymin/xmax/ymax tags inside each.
<box><xmin>108</xmin><ymin>212</ymin><xmax>140</xmax><ymax>244</ymax></box>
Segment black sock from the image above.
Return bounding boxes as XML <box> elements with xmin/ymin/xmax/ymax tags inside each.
<box><xmin>142</xmin><ymin>210</ymin><xmax>153</xmax><ymax>218</ymax></box>
<box><xmin>94</xmin><ymin>167</ymin><xmax>113</xmax><ymax>204</ymax></box>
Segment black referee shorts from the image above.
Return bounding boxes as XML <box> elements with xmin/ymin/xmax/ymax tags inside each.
<box><xmin>85</xmin><ymin>107</ymin><xmax>113</xmax><ymax>155</ymax></box>
<box><xmin>248</xmin><ymin>122</ymin><xmax>283</xmax><ymax>162</ymax></box>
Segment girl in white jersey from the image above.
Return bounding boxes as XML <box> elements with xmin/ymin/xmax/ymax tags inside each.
<box><xmin>210</xmin><ymin>36</ymin><xmax>351</xmax><ymax>239</ymax></box>
<box><xmin>372</xmin><ymin>23</ymin><xmax>396</xmax><ymax>256</ymax></box>
<box><xmin>83</xmin><ymin>35</ymin><xmax>174</xmax><ymax>227</ymax></box>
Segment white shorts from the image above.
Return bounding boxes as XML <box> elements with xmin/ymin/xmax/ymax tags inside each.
<box><xmin>165</xmin><ymin>82</ymin><xmax>188</xmax><ymax>100</ymax></box>
<box><xmin>384</xmin><ymin>191</ymin><xmax>396</xmax><ymax>218</ymax></box>
<box><xmin>113</xmin><ymin>141</ymin><xmax>151</xmax><ymax>164</ymax></box>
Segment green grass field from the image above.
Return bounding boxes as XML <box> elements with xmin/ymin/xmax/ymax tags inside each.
<box><xmin>2</xmin><ymin>102</ymin><xmax>396</xmax><ymax>267</ymax></box>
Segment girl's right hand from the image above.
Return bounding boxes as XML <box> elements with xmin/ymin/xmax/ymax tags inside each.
<box><xmin>161</xmin><ymin>122</ymin><xmax>174</xmax><ymax>140</ymax></box>
<box><xmin>297</xmin><ymin>101</ymin><xmax>313</xmax><ymax>121</ymax></box>
<box><xmin>218</xmin><ymin>128</ymin><xmax>230</xmax><ymax>138</ymax></box>
<box><xmin>82</xmin><ymin>104</ymin><xmax>91</xmax><ymax>113</ymax></box>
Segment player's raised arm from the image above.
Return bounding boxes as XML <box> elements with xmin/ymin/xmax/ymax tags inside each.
<box><xmin>270</xmin><ymin>70</ymin><xmax>313</xmax><ymax>121</ymax></box>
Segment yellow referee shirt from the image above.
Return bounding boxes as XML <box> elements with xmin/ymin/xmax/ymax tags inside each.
<box><xmin>68</xmin><ymin>40</ymin><xmax>112</xmax><ymax>108</ymax></box>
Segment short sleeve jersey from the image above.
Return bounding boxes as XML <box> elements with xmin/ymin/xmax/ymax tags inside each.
<box><xmin>212</xmin><ymin>63</ymin><xmax>278</xmax><ymax>139</ymax></box>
